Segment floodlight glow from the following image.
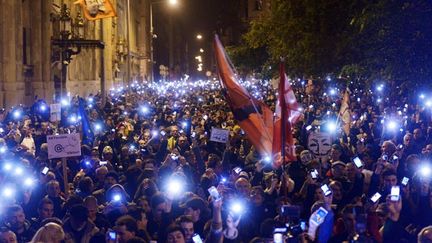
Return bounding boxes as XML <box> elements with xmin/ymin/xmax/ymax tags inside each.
<box><xmin>95</xmin><ymin>124</ymin><xmax>102</xmax><ymax>131</ymax></box>
<box><xmin>182</xmin><ymin>122</ymin><xmax>187</xmax><ymax>128</ymax></box>
<box><xmin>14</xmin><ymin>167</ymin><xmax>23</xmax><ymax>176</ymax></box>
<box><xmin>230</xmin><ymin>201</ymin><xmax>244</xmax><ymax>215</ymax></box>
<box><xmin>61</xmin><ymin>99</ymin><xmax>70</xmax><ymax>106</ymax></box>
<box><xmin>327</xmin><ymin>121</ymin><xmax>338</xmax><ymax>133</ymax></box>
<box><xmin>141</xmin><ymin>106</ymin><xmax>149</xmax><ymax>114</ymax></box>
<box><xmin>329</xmin><ymin>89</ymin><xmax>336</xmax><ymax>95</ymax></box>
<box><xmin>166</xmin><ymin>178</ymin><xmax>184</xmax><ymax>196</ymax></box>
<box><xmin>377</xmin><ymin>84</ymin><xmax>384</xmax><ymax>92</ymax></box>
<box><xmin>113</xmin><ymin>194</ymin><xmax>121</xmax><ymax>202</ymax></box>
<box><xmin>13</xmin><ymin>110</ymin><xmax>21</xmax><ymax>119</ymax></box>
<box><xmin>2</xmin><ymin>188</ymin><xmax>14</xmax><ymax>198</ymax></box>
<box><xmin>419</xmin><ymin>164</ymin><xmax>432</xmax><ymax>178</ymax></box>
<box><xmin>24</xmin><ymin>178</ymin><xmax>34</xmax><ymax>187</ymax></box>
<box><xmin>4</xmin><ymin>163</ymin><xmax>12</xmax><ymax>171</ymax></box>
<box><xmin>151</xmin><ymin>130</ymin><xmax>158</xmax><ymax>137</ymax></box>
<box><xmin>420</xmin><ymin>94</ymin><xmax>425</xmax><ymax>99</ymax></box>
<box><xmin>40</xmin><ymin>104</ymin><xmax>47</xmax><ymax>111</ymax></box>
<box><xmin>264</xmin><ymin>156</ymin><xmax>272</xmax><ymax>163</ymax></box>
<box><xmin>387</xmin><ymin>120</ymin><xmax>398</xmax><ymax>131</ymax></box>
<box><xmin>377</xmin><ymin>98</ymin><xmax>382</xmax><ymax>103</ymax></box>
<box><xmin>0</xmin><ymin>146</ymin><xmax>6</xmax><ymax>153</ymax></box>
<box><xmin>426</xmin><ymin>100</ymin><xmax>432</xmax><ymax>107</ymax></box>
<box><xmin>69</xmin><ymin>116</ymin><xmax>77</xmax><ymax>123</ymax></box>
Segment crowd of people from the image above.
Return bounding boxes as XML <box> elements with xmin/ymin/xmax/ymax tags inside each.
<box><xmin>0</xmin><ymin>76</ymin><xmax>431</xmax><ymax>243</ymax></box>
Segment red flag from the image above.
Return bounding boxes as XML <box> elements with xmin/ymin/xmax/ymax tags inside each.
<box><xmin>272</xmin><ymin>63</ymin><xmax>301</xmax><ymax>168</ymax></box>
<box><xmin>214</xmin><ymin>36</ymin><xmax>273</xmax><ymax>157</ymax></box>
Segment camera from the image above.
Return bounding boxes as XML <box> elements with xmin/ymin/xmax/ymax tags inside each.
<box><xmin>353</xmin><ymin>157</ymin><xmax>363</xmax><ymax>168</ymax></box>
<box><xmin>273</xmin><ymin>228</ymin><xmax>287</xmax><ymax>243</ymax></box>
<box><xmin>108</xmin><ymin>230</ymin><xmax>117</xmax><ymax>241</ymax></box>
<box><xmin>310</xmin><ymin>207</ymin><xmax>328</xmax><ymax>225</ymax></box>
<box><xmin>370</xmin><ymin>192</ymin><xmax>381</xmax><ymax>203</ymax></box>
<box><xmin>321</xmin><ymin>184</ymin><xmax>332</xmax><ymax>197</ymax></box>
<box><xmin>208</xmin><ymin>186</ymin><xmax>221</xmax><ymax>201</ymax></box>
<box><xmin>310</xmin><ymin>169</ymin><xmax>319</xmax><ymax>179</ymax></box>
<box><xmin>390</xmin><ymin>186</ymin><xmax>400</xmax><ymax>201</ymax></box>
<box><xmin>233</xmin><ymin>167</ymin><xmax>242</xmax><ymax>174</ymax></box>
<box><xmin>401</xmin><ymin>177</ymin><xmax>409</xmax><ymax>186</ymax></box>
<box><xmin>41</xmin><ymin>167</ymin><xmax>49</xmax><ymax>175</ymax></box>
<box><xmin>192</xmin><ymin>234</ymin><xmax>203</xmax><ymax>243</ymax></box>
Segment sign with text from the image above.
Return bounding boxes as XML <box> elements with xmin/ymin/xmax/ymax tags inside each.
<box><xmin>47</xmin><ymin>133</ymin><xmax>82</xmax><ymax>159</ymax></box>
<box><xmin>50</xmin><ymin>103</ymin><xmax>62</xmax><ymax>122</ymax></box>
<box><xmin>210</xmin><ymin>127</ymin><xmax>230</xmax><ymax>143</ymax></box>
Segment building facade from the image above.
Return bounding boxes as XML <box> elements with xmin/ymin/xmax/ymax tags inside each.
<box><xmin>0</xmin><ymin>0</ymin><xmax>151</xmax><ymax>108</ymax></box>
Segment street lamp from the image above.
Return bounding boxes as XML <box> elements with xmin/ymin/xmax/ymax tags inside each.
<box><xmin>196</xmin><ymin>34</ymin><xmax>202</xmax><ymax>40</ymax></box>
<box><xmin>51</xmin><ymin>4</ymin><xmax>104</xmax><ymax>102</ymax></box>
<box><xmin>150</xmin><ymin>0</ymin><xmax>179</xmax><ymax>82</ymax></box>
<box><xmin>74</xmin><ymin>11</ymin><xmax>85</xmax><ymax>39</ymax></box>
<box><xmin>59</xmin><ymin>4</ymin><xmax>72</xmax><ymax>40</ymax></box>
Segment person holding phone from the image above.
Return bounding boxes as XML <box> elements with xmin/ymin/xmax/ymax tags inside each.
<box><xmin>382</xmin><ymin>194</ymin><xmax>414</xmax><ymax>242</ymax></box>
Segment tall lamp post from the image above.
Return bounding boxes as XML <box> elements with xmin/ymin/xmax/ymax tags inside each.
<box><xmin>150</xmin><ymin>0</ymin><xmax>178</xmax><ymax>82</ymax></box>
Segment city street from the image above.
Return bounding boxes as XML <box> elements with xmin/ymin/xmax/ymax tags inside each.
<box><xmin>0</xmin><ymin>1</ymin><xmax>432</xmax><ymax>243</ymax></box>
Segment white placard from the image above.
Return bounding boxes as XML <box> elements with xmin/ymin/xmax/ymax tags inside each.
<box><xmin>50</xmin><ymin>104</ymin><xmax>62</xmax><ymax>122</ymax></box>
<box><xmin>47</xmin><ymin>133</ymin><xmax>82</xmax><ymax>159</ymax></box>
<box><xmin>210</xmin><ymin>127</ymin><xmax>230</xmax><ymax>143</ymax></box>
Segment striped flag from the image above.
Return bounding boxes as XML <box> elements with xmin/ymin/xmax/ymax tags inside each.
<box><xmin>272</xmin><ymin>63</ymin><xmax>301</xmax><ymax>168</ymax></box>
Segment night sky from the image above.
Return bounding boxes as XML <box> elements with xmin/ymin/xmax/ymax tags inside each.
<box><xmin>152</xmin><ymin>0</ymin><xmax>246</xmax><ymax>78</ymax></box>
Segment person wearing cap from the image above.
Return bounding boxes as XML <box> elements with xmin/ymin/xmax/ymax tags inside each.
<box><xmin>329</xmin><ymin>161</ymin><xmax>351</xmax><ymax>192</ymax></box>
<box><xmin>102</xmin><ymin>146</ymin><xmax>115</xmax><ymax>165</ymax></box>
<box><xmin>63</xmin><ymin>204</ymin><xmax>99</xmax><ymax>243</ymax></box>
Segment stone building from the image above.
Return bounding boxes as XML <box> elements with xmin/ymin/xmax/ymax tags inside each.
<box><xmin>0</xmin><ymin>0</ymin><xmax>151</xmax><ymax>108</ymax></box>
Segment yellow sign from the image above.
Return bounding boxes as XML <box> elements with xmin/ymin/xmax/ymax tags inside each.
<box><xmin>74</xmin><ymin>0</ymin><xmax>116</xmax><ymax>21</ymax></box>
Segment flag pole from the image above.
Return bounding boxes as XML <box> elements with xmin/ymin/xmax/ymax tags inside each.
<box><xmin>279</xmin><ymin>61</ymin><xmax>288</xmax><ymax>197</ymax></box>
<box><xmin>280</xmin><ymin>62</ymin><xmax>286</xmax><ymax>165</ymax></box>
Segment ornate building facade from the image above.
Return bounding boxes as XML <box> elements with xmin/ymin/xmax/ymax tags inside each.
<box><xmin>0</xmin><ymin>0</ymin><xmax>151</xmax><ymax>108</ymax></box>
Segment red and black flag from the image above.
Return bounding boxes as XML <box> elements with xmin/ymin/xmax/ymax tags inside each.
<box><xmin>214</xmin><ymin>35</ymin><xmax>273</xmax><ymax>157</ymax></box>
